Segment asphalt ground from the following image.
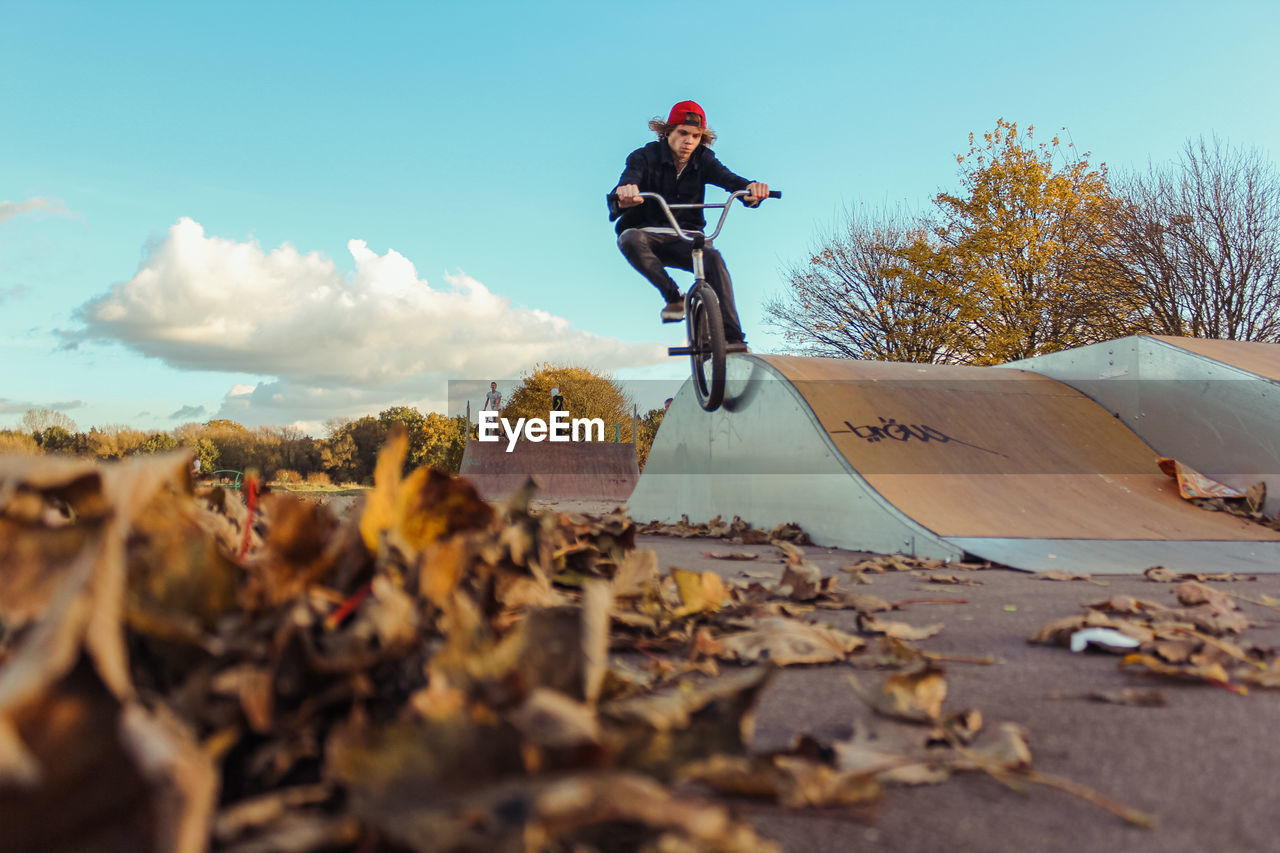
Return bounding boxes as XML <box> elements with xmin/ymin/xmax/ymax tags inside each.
<box><xmin>637</xmin><ymin>534</ymin><xmax>1280</xmax><ymax>853</ymax></box>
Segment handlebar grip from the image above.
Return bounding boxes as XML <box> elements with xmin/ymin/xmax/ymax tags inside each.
<box><xmin>767</xmin><ymin>190</ymin><xmax>782</xmax><ymax>199</ymax></box>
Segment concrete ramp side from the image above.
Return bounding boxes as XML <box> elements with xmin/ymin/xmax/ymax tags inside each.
<box><xmin>630</xmin><ymin>354</ymin><xmax>1280</xmax><ymax>573</ymax></box>
<box><xmin>1008</xmin><ymin>335</ymin><xmax>1280</xmax><ymax>515</ymax></box>
<box><xmin>459</xmin><ymin>439</ymin><xmax>638</xmax><ymax>502</ymax></box>
<box><xmin>627</xmin><ymin>357</ymin><xmax>965</xmax><ymax>561</ymax></box>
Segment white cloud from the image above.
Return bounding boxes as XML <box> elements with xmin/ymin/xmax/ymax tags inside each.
<box><xmin>0</xmin><ymin>197</ymin><xmax>69</xmax><ymax>224</ymax></box>
<box><xmin>0</xmin><ymin>398</ymin><xmax>84</xmax><ymax>415</ymax></box>
<box><xmin>68</xmin><ymin>218</ymin><xmax>664</xmax><ymax>426</ymax></box>
<box><xmin>169</xmin><ymin>404</ymin><xmax>207</xmax><ymax>420</ymax></box>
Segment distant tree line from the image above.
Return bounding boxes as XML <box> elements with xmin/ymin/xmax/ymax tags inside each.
<box><xmin>2</xmin><ymin>366</ymin><xmax>670</xmax><ymax>482</ymax></box>
<box><xmin>0</xmin><ymin>406</ymin><xmax>469</xmax><ymax>485</ymax></box>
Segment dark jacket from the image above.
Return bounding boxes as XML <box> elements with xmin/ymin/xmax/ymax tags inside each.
<box><xmin>608</xmin><ymin>140</ymin><xmax>752</xmax><ymax>235</ymax></box>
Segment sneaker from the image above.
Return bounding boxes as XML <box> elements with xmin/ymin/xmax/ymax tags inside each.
<box><xmin>725</xmin><ymin>341</ymin><xmax>751</xmax><ymax>354</ymax></box>
<box><xmin>660</xmin><ymin>301</ymin><xmax>685</xmax><ymax>322</ymax></box>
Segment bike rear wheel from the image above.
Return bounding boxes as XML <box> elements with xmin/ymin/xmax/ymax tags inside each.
<box><xmin>686</xmin><ymin>282</ymin><xmax>726</xmax><ymax>411</ymax></box>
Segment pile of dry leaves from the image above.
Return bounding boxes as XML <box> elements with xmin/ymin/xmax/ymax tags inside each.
<box><xmin>636</xmin><ymin>516</ymin><xmax>810</xmax><ymax>545</ymax></box>
<box><xmin>1032</xmin><ymin>568</ymin><xmax>1280</xmax><ymax>694</ymax></box>
<box><xmin>0</xmin><ymin>432</ymin><xmax>1140</xmax><ymax>852</ymax></box>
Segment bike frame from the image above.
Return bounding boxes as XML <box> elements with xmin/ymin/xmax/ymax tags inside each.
<box><xmin>632</xmin><ymin>189</ymin><xmax>759</xmax><ymax>284</ymax></box>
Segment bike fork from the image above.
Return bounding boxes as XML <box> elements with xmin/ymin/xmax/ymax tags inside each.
<box><xmin>689</xmin><ymin>233</ymin><xmax>705</xmax><ymax>291</ymax></box>
<box><xmin>668</xmin><ymin>234</ymin><xmax>708</xmax><ymax>358</ymax></box>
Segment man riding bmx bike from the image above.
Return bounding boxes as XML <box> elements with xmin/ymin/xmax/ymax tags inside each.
<box><xmin>607</xmin><ymin>99</ymin><xmax>770</xmax><ymax>353</ymax></box>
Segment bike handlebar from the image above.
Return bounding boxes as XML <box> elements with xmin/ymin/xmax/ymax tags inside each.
<box><xmin>610</xmin><ymin>189</ymin><xmax>781</xmax><ymax>243</ymax></box>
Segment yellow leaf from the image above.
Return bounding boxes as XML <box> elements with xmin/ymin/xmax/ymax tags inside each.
<box><xmin>670</xmin><ymin>568</ymin><xmax>726</xmax><ymax>617</ymax></box>
<box><xmin>359</xmin><ymin>425</ymin><xmax>409</xmax><ymax>554</ymax></box>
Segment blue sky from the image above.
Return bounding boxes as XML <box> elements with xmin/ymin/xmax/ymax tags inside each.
<box><xmin>3</xmin><ymin>0</ymin><xmax>1278</xmax><ymax>434</ymax></box>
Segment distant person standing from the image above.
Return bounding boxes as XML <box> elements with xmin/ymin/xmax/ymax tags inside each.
<box><xmin>551</xmin><ymin>387</ymin><xmax>566</xmax><ymax>411</ymax></box>
<box><xmin>483</xmin><ymin>381</ymin><xmax>502</xmax><ymax>411</ymax></box>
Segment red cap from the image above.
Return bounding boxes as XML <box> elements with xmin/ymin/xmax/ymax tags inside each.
<box><xmin>666</xmin><ymin>100</ymin><xmax>705</xmax><ymax>128</ymax></box>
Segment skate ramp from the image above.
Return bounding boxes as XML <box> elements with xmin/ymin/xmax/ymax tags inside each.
<box><xmin>1008</xmin><ymin>335</ymin><xmax>1280</xmax><ymax>515</ymax></box>
<box><xmin>459</xmin><ymin>438</ymin><xmax>638</xmax><ymax>502</ymax></box>
<box><xmin>628</xmin><ymin>354</ymin><xmax>1280</xmax><ymax>573</ymax></box>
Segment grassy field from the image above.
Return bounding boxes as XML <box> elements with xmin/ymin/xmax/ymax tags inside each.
<box><xmin>267</xmin><ymin>482</ymin><xmax>370</xmax><ymax>497</ymax></box>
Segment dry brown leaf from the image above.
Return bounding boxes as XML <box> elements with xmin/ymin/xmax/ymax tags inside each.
<box><xmin>1029</xmin><ymin>613</ymin><xmax>1153</xmax><ymax>648</ymax></box>
<box><xmin>1175</xmin><ymin>580</ymin><xmax>1235</xmax><ymax>611</ymax></box>
<box><xmin>715</xmin><ymin>617</ymin><xmax>864</xmax><ymax>665</ymax></box>
<box><xmin>0</xmin><ymin>513</ymin><xmax>216</xmax><ymax>853</ymax></box>
<box><xmin>600</xmin><ymin>667</ymin><xmax>774</xmax><ymax>780</ymax></box>
<box><xmin>1038</xmin><ymin>570</ymin><xmax>1108</xmax><ymax>586</ymax></box>
<box><xmin>852</xmin><ymin>665</ymin><xmax>948</xmax><ymax>723</ymax></box>
<box><xmin>611</xmin><ymin>548</ymin><xmax>659</xmax><ymax>599</ymax></box>
<box><xmin>1119</xmin><ymin>654</ymin><xmax>1242</xmax><ymax>692</ymax></box>
<box><xmin>849</xmin><ymin>636</ymin><xmax>928</xmax><ymax>670</ymax></box>
<box><xmin>924</xmin><ymin>573</ymin><xmax>980</xmax><ymax>585</ymax></box>
<box><xmin>1237</xmin><ymin>659</ymin><xmax>1280</xmax><ymax>689</ymax></box>
<box><xmin>581</xmin><ymin>580</ymin><xmax>611</xmax><ymax>705</ymax></box>
<box><xmin>816</xmin><ymin>591</ymin><xmax>893</xmax><ymax>612</ymax></box>
<box><xmin>859</xmin><ymin>614</ymin><xmax>944</xmax><ymax>641</ymax></box>
<box><xmin>832</xmin><ymin>735</ymin><xmax>950</xmax><ymax>785</ymax></box>
<box><xmin>507</xmin><ymin>687</ymin><xmax>602</xmax><ymax>748</ymax></box>
<box><xmin>963</xmin><ymin>722</ymin><xmax>1032</xmax><ymax>771</ymax></box>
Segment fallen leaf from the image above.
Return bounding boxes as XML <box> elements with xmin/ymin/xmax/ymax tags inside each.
<box><xmin>924</xmin><ymin>573</ymin><xmax>980</xmax><ymax>585</ymax></box>
<box><xmin>851</xmin><ymin>666</ymin><xmax>948</xmax><ymax>723</ymax></box>
<box><xmin>1038</xmin><ymin>570</ymin><xmax>1108</xmax><ymax>586</ymax></box>
<box><xmin>715</xmin><ymin>617</ymin><xmax>864</xmax><ymax>666</ymax></box>
<box><xmin>672</xmin><ymin>568</ymin><xmax>728</xmax><ymax>617</ymax></box>
<box><xmin>858</xmin><ymin>614</ymin><xmax>944</xmax><ymax>641</ymax></box>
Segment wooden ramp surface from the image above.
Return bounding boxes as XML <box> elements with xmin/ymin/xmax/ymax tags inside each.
<box><xmin>1151</xmin><ymin>335</ymin><xmax>1280</xmax><ymax>382</ymax></box>
<box><xmin>762</xmin><ymin>355</ymin><xmax>1280</xmax><ymax>542</ymax></box>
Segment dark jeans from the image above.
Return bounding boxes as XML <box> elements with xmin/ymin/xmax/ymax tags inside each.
<box><xmin>617</xmin><ymin>228</ymin><xmax>746</xmax><ymax>343</ymax></box>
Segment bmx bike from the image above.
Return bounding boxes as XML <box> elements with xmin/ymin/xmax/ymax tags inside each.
<box><xmin>630</xmin><ymin>189</ymin><xmax>781</xmax><ymax>411</ymax></box>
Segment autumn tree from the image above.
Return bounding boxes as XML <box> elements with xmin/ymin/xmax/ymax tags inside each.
<box><xmin>635</xmin><ymin>406</ymin><xmax>666</xmax><ymax>471</ymax></box>
<box><xmin>35</xmin><ymin>425</ymin><xmax>81</xmax><ymax>454</ymax></box>
<box><xmin>141</xmin><ymin>432</ymin><xmax>179</xmax><ymax>454</ymax></box>
<box><xmin>418</xmin><ymin>412</ymin><xmax>466</xmax><ymax>473</ymax></box>
<box><xmin>764</xmin><ymin>207</ymin><xmax>965</xmax><ymax>361</ymax></box>
<box><xmin>200</xmin><ymin>419</ymin><xmax>256</xmax><ymax>474</ymax></box>
<box><xmin>84</xmin><ymin>426</ymin><xmax>150</xmax><ymax>460</ymax></box>
<box><xmin>320</xmin><ymin>430</ymin><xmax>356</xmax><ymax>481</ymax></box>
<box><xmin>172</xmin><ymin>423</ymin><xmax>221</xmax><ymax>474</ymax></box>
<box><xmin>325</xmin><ymin>417</ymin><xmax>387</xmax><ymax>484</ymax></box>
<box><xmin>378</xmin><ymin>406</ymin><xmax>427</xmax><ymax>474</ymax></box>
<box><xmin>272</xmin><ymin>426</ymin><xmax>321</xmax><ymax>476</ymax></box>
<box><xmin>501</xmin><ymin>364</ymin><xmax>635</xmax><ymax>441</ymax></box>
<box><xmin>889</xmin><ymin>119</ymin><xmax>1143</xmax><ymax>363</ymax></box>
<box><xmin>1104</xmin><ymin>136</ymin><xmax>1280</xmax><ymax>341</ymax></box>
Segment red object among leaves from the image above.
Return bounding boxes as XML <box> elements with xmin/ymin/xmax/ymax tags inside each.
<box><xmin>239</xmin><ymin>473</ymin><xmax>259</xmax><ymax>559</ymax></box>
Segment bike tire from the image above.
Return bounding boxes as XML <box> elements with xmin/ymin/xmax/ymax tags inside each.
<box><xmin>686</xmin><ymin>282</ymin><xmax>726</xmax><ymax>411</ymax></box>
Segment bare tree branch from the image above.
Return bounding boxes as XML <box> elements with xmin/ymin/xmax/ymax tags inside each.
<box><xmin>1108</xmin><ymin>136</ymin><xmax>1280</xmax><ymax>341</ymax></box>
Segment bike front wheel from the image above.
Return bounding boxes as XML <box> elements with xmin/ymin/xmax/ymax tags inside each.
<box><xmin>686</xmin><ymin>282</ymin><xmax>726</xmax><ymax>411</ymax></box>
